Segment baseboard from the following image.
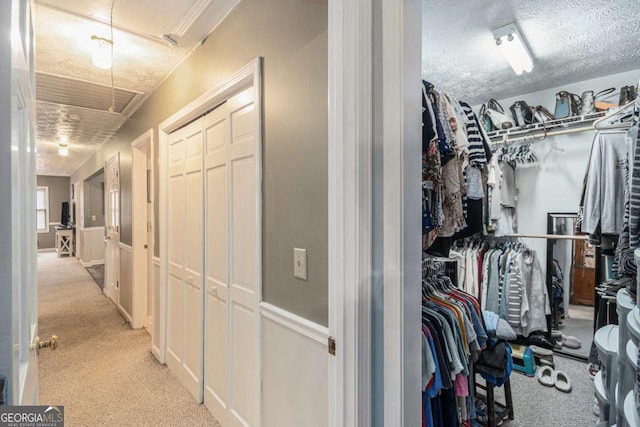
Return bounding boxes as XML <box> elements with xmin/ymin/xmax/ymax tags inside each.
<box><xmin>80</xmin><ymin>259</ymin><xmax>105</xmax><ymax>267</ymax></box>
<box><xmin>37</xmin><ymin>248</ymin><xmax>56</xmax><ymax>253</ymax></box>
<box><xmin>118</xmin><ymin>304</ymin><xmax>134</xmax><ymax>326</ymax></box>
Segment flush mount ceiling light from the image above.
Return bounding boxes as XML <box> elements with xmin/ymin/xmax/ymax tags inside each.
<box><xmin>58</xmin><ymin>135</ymin><xmax>69</xmax><ymax>156</ymax></box>
<box><xmin>91</xmin><ymin>35</ymin><xmax>113</xmax><ymax>69</ymax></box>
<box><xmin>493</xmin><ymin>23</ymin><xmax>533</xmax><ymax>75</ymax></box>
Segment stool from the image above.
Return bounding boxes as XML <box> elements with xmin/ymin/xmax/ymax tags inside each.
<box><xmin>474</xmin><ymin>376</ymin><xmax>514</xmax><ymax>427</ymax></box>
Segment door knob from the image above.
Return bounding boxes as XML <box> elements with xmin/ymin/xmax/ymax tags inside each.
<box><xmin>34</xmin><ymin>335</ymin><xmax>59</xmax><ymax>355</ymax></box>
<box><xmin>104</xmin><ymin>236</ymin><xmax>111</xmax><ymax>241</ymax></box>
<box><xmin>144</xmin><ymin>244</ymin><xmax>148</xmax><ymax>249</ymax></box>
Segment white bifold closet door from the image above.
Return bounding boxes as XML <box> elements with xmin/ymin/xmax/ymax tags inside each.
<box><xmin>166</xmin><ymin>85</ymin><xmax>260</xmax><ymax>425</ymax></box>
<box><xmin>167</xmin><ymin>118</ymin><xmax>204</xmax><ymax>402</ymax></box>
<box><xmin>204</xmin><ymin>87</ymin><xmax>260</xmax><ymax>427</ymax></box>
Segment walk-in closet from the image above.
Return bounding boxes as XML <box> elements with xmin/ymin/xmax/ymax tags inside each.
<box><xmin>418</xmin><ymin>1</ymin><xmax>639</xmax><ymax>425</ymax></box>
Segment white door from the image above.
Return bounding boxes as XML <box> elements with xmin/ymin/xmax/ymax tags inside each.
<box><xmin>1</xmin><ymin>0</ymin><xmax>38</xmax><ymax>405</ymax></box>
<box><xmin>204</xmin><ymin>87</ymin><xmax>261</xmax><ymax>427</ymax></box>
<box><xmin>131</xmin><ymin>132</ymin><xmax>152</xmax><ymax>330</ymax></box>
<box><xmin>167</xmin><ymin>119</ymin><xmax>204</xmax><ymax>402</ymax></box>
<box><xmin>105</xmin><ymin>154</ymin><xmax>121</xmax><ymax>304</ymax></box>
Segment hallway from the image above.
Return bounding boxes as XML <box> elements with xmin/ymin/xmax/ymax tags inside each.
<box><xmin>37</xmin><ymin>252</ymin><xmax>220</xmax><ymax>426</ymax></box>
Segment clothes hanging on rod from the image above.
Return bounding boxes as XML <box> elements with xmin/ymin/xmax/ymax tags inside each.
<box><xmin>612</xmin><ymin>92</ymin><xmax>640</xmax><ymax>277</ymax></box>
<box><xmin>451</xmin><ymin>238</ymin><xmax>550</xmax><ymax>337</ymax></box>
<box><xmin>421</xmin><ymin>258</ymin><xmax>489</xmax><ymax>427</ymax></box>
<box><xmin>422</xmin><ymin>80</ymin><xmax>491</xmax><ymax>256</ymax></box>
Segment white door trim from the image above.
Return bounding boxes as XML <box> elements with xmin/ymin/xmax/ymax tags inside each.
<box><xmin>131</xmin><ymin>129</ymin><xmax>153</xmax><ymax>330</ymax></box>
<box><xmin>159</xmin><ymin>59</ymin><xmax>262</xmax><ymax>420</ymax></box>
<box><xmin>381</xmin><ymin>1</ymin><xmax>422</xmax><ymax>426</ymax></box>
<box><xmin>327</xmin><ymin>1</ymin><xmax>373</xmax><ymax>426</ymax></box>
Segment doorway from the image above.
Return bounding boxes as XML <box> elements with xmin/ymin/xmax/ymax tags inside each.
<box><xmin>131</xmin><ymin>130</ymin><xmax>154</xmax><ymax>331</ymax></box>
<box><xmin>104</xmin><ymin>155</ymin><xmax>121</xmax><ymax>307</ymax></box>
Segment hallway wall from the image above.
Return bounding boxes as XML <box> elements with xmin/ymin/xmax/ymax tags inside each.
<box><xmin>70</xmin><ymin>0</ymin><xmax>328</xmax><ymax>324</ymax></box>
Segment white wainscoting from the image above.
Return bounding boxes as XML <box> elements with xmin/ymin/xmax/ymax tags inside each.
<box><xmin>151</xmin><ymin>256</ymin><xmax>163</xmax><ymax>362</ymax></box>
<box><xmin>78</xmin><ymin>226</ymin><xmax>105</xmax><ymax>267</ymax></box>
<box><xmin>260</xmin><ymin>303</ymin><xmax>329</xmax><ymax>427</ymax></box>
<box><xmin>118</xmin><ymin>242</ymin><xmax>133</xmax><ymax>325</ymax></box>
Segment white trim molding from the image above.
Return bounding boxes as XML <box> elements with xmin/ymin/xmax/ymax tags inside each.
<box><xmin>328</xmin><ymin>1</ymin><xmax>373</xmax><ymax>426</ymax></box>
<box><xmin>118</xmin><ymin>242</ymin><xmax>132</xmax><ymax>252</ymax></box>
<box><xmin>381</xmin><ymin>1</ymin><xmax>422</xmax><ymax>426</ymax></box>
<box><xmin>80</xmin><ymin>259</ymin><xmax>104</xmax><ymax>267</ymax></box>
<box><xmin>260</xmin><ymin>302</ymin><xmax>329</xmax><ymax>345</ymax></box>
<box><xmin>151</xmin><ymin>256</ymin><xmax>162</xmax><ymax>361</ymax></box>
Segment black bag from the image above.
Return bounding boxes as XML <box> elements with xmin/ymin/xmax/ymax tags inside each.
<box><xmin>619</xmin><ymin>85</ymin><xmax>638</xmax><ymax>106</ymax></box>
<box><xmin>554</xmin><ymin>91</ymin><xmax>582</xmax><ymax>119</ymax></box>
<box><xmin>510</xmin><ymin>100</ymin><xmax>534</xmax><ymax>126</ymax></box>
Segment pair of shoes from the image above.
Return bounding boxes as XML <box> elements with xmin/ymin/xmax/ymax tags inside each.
<box><xmin>587</xmin><ymin>363</ymin><xmax>600</xmax><ymax>380</ymax></box>
<box><xmin>560</xmin><ymin>334</ymin><xmax>581</xmax><ymax>349</ymax></box>
<box><xmin>536</xmin><ymin>366</ymin><xmax>572</xmax><ymax>392</ymax></box>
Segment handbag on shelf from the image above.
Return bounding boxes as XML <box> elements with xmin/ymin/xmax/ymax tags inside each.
<box><xmin>580</xmin><ymin>87</ymin><xmax>615</xmax><ymax>115</ymax></box>
<box><xmin>619</xmin><ymin>85</ymin><xmax>638</xmax><ymax>106</ymax></box>
<box><xmin>531</xmin><ymin>105</ymin><xmax>555</xmax><ymax>139</ymax></box>
<box><xmin>485</xmin><ymin>98</ymin><xmax>515</xmax><ymax>130</ymax></box>
<box><xmin>478</xmin><ymin>104</ymin><xmax>493</xmax><ymax>133</ymax></box>
<box><xmin>509</xmin><ymin>100</ymin><xmax>534</xmax><ymax>127</ymax></box>
<box><xmin>554</xmin><ymin>91</ymin><xmax>582</xmax><ymax>119</ymax></box>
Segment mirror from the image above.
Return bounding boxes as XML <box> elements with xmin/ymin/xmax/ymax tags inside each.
<box><xmin>546</xmin><ymin>212</ymin><xmax>595</xmax><ymax>360</ymax></box>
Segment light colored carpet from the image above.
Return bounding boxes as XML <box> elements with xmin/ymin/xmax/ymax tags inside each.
<box><xmin>37</xmin><ymin>252</ymin><xmax>220</xmax><ymax>427</ymax></box>
<box><xmin>503</xmin><ymin>357</ymin><xmax>597</xmax><ymax>426</ymax></box>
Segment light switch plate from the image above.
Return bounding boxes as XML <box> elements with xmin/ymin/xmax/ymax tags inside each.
<box><xmin>294</xmin><ymin>248</ymin><xmax>307</xmax><ymax>280</ymax></box>
<box><xmin>91</xmin><ymin>215</ymin><xmax>96</xmax><ymax>221</ymax></box>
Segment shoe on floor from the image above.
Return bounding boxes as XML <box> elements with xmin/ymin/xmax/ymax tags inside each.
<box><xmin>561</xmin><ymin>334</ymin><xmax>582</xmax><ymax>349</ymax></box>
<box><xmin>536</xmin><ymin>366</ymin><xmax>555</xmax><ymax>387</ymax></box>
<box><xmin>553</xmin><ymin>370</ymin><xmax>572</xmax><ymax>393</ymax></box>
<box><xmin>530</xmin><ymin>345</ymin><xmax>553</xmax><ymax>356</ymax></box>
<box><xmin>588</xmin><ymin>363</ymin><xmax>600</xmax><ymax>380</ymax></box>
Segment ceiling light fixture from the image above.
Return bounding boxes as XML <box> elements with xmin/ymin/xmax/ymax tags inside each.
<box><xmin>58</xmin><ymin>143</ymin><xmax>69</xmax><ymax>156</ymax></box>
<box><xmin>493</xmin><ymin>23</ymin><xmax>533</xmax><ymax>75</ymax></box>
<box><xmin>91</xmin><ymin>35</ymin><xmax>113</xmax><ymax>69</ymax></box>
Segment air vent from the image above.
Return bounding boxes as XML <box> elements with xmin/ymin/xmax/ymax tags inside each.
<box><xmin>36</xmin><ymin>72</ymin><xmax>140</xmax><ymax>114</ymax></box>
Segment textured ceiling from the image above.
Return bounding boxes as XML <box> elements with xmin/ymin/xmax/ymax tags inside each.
<box><xmin>34</xmin><ymin>0</ymin><xmax>240</xmax><ymax>176</ymax></box>
<box><xmin>422</xmin><ymin>0</ymin><xmax>640</xmax><ymax>105</ymax></box>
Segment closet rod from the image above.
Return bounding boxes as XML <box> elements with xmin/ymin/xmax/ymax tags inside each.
<box><xmin>502</xmin><ymin>233</ymin><xmax>589</xmax><ymax>240</ymax></box>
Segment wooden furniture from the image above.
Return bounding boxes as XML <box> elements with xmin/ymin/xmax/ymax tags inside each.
<box><xmin>571</xmin><ymin>239</ymin><xmax>596</xmax><ymax>306</ymax></box>
<box><xmin>55</xmin><ymin>227</ymin><xmax>73</xmax><ymax>257</ymax></box>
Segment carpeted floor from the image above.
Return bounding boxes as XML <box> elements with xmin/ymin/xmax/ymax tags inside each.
<box><xmin>37</xmin><ymin>252</ymin><xmax>220</xmax><ymax>427</ymax></box>
<box><xmin>85</xmin><ymin>264</ymin><xmax>105</xmax><ymax>290</ymax></box>
<box><xmin>503</xmin><ymin>356</ymin><xmax>598</xmax><ymax>426</ymax></box>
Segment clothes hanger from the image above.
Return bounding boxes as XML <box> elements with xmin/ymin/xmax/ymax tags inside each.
<box><xmin>593</xmin><ymin>99</ymin><xmax>638</xmax><ymax>130</ymax></box>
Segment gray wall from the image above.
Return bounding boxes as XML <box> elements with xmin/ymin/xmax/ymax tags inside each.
<box><xmin>36</xmin><ymin>175</ymin><xmax>70</xmax><ymax>249</ymax></box>
<box><xmin>83</xmin><ymin>171</ymin><xmax>105</xmax><ymax>228</ymax></box>
<box><xmin>70</xmin><ymin>0</ymin><xmax>329</xmax><ymax>325</ymax></box>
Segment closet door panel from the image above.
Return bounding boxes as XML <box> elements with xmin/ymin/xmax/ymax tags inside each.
<box><xmin>167</xmin><ymin>129</ymin><xmax>186</xmax><ymax>378</ymax></box>
<box><xmin>166</xmin><ymin>273</ymin><xmax>184</xmax><ymax>374</ymax></box>
<box><xmin>204</xmin><ymin>285</ymin><xmax>228</xmax><ymax>425</ymax></box>
<box><xmin>228</xmin><ymin>87</ymin><xmax>259</xmax><ymax>427</ymax></box>
<box><xmin>183</xmin><ymin>119</ymin><xmax>204</xmax><ymax>402</ymax></box>
<box><xmin>203</xmin><ymin>103</ymin><xmax>231</xmax><ymax>422</ymax></box>
<box><xmin>231</xmin><ymin>156</ymin><xmax>257</xmax><ymax>292</ymax></box>
<box><xmin>229</xmin><ymin>302</ymin><xmax>258</xmax><ymax>427</ymax></box>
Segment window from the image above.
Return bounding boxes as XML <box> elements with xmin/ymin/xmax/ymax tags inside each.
<box><xmin>36</xmin><ymin>186</ymin><xmax>49</xmax><ymax>232</ymax></box>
